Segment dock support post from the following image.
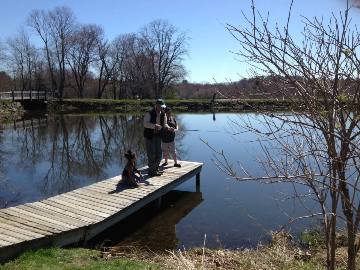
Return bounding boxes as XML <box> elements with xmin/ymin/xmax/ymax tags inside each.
<box><xmin>196</xmin><ymin>173</ymin><xmax>201</xmax><ymax>192</ymax></box>
<box><xmin>157</xmin><ymin>196</ymin><xmax>162</xmax><ymax>209</ymax></box>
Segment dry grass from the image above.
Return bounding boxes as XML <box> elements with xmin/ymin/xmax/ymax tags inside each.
<box><xmin>100</xmin><ymin>232</ymin><xmax>339</xmax><ymax>270</ymax></box>
<box><xmin>6</xmin><ymin>231</ymin><xmax>357</xmax><ymax>270</ymax></box>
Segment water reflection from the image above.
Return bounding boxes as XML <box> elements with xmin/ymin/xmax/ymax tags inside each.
<box><xmin>0</xmin><ymin>112</ymin><xmax>314</xmax><ymax>249</ymax></box>
<box><xmin>88</xmin><ymin>190</ymin><xmax>203</xmax><ymax>251</ymax></box>
<box><xmin>0</xmin><ymin>114</ymin><xmax>186</xmax><ymax>208</ymax></box>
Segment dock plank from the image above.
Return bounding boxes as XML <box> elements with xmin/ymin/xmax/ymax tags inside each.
<box><xmin>30</xmin><ymin>202</ymin><xmax>93</xmax><ymax>224</ymax></box>
<box><xmin>0</xmin><ymin>234</ymin><xmax>23</xmax><ymax>246</ymax></box>
<box><xmin>59</xmin><ymin>193</ymin><xmax>120</xmax><ymax>213</ymax></box>
<box><xmin>71</xmin><ymin>189</ymin><xmax>132</xmax><ymax>206</ymax></box>
<box><xmin>0</xmin><ymin>220</ymin><xmax>45</xmax><ymax>239</ymax></box>
<box><xmin>84</xmin><ymin>185</ymin><xmax>143</xmax><ymax>201</ymax></box>
<box><xmin>0</xmin><ymin>240</ymin><xmax>13</xmax><ymax>247</ymax></box>
<box><xmin>19</xmin><ymin>204</ymin><xmax>88</xmax><ymax>227</ymax></box>
<box><xmin>47</xmin><ymin>197</ymin><xmax>110</xmax><ymax>218</ymax></box>
<box><xmin>0</xmin><ymin>216</ymin><xmax>53</xmax><ymax>236</ymax></box>
<box><xmin>1</xmin><ymin>207</ymin><xmax>74</xmax><ymax>231</ymax></box>
<box><xmin>69</xmin><ymin>190</ymin><xmax>128</xmax><ymax>209</ymax></box>
<box><xmin>0</xmin><ymin>228</ymin><xmax>31</xmax><ymax>242</ymax></box>
<box><xmin>40</xmin><ymin>200</ymin><xmax>103</xmax><ymax>222</ymax></box>
<box><xmin>0</xmin><ymin>212</ymin><xmax>63</xmax><ymax>233</ymax></box>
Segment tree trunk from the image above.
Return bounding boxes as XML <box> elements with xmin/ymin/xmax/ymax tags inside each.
<box><xmin>112</xmin><ymin>83</ymin><xmax>116</xmax><ymax>99</ymax></box>
<box><xmin>97</xmin><ymin>78</ymin><xmax>103</xmax><ymax>99</ymax></box>
<box><xmin>328</xmin><ymin>215</ymin><xmax>336</xmax><ymax>270</ymax></box>
<box><xmin>347</xmin><ymin>227</ymin><xmax>356</xmax><ymax>270</ymax></box>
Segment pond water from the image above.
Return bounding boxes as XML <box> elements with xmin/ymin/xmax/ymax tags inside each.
<box><xmin>0</xmin><ymin>113</ymin><xmax>316</xmax><ymax>250</ymax></box>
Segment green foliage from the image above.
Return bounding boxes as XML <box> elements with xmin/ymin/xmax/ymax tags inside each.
<box><xmin>0</xmin><ymin>248</ymin><xmax>155</xmax><ymax>270</ymax></box>
<box><xmin>342</xmin><ymin>48</ymin><xmax>353</xmax><ymax>57</ymax></box>
<box><xmin>337</xmin><ymin>93</ymin><xmax>349</xmax><ymax>103</ymax></box>
<box><xmin>164</xmin><ymin>88</ymin><xmax>178</xmax><ymax>99</ymax></box>
<box><xmin>300</xmin><ymin>229</ymin><xmax>326</xmax><ymax>249</ymax></box>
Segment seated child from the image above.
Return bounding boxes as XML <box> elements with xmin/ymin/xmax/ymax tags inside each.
<box><xmin>121</xmin><ymin>150</ymin><xmax>142</xmax><ymax>187</ymax></box>
<box><xmin>161</xmin><ymin>107</ymin><xmax>181</xmax><ymax>167</ymax></box>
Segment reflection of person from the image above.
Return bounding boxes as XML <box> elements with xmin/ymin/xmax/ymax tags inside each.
<box><xmin>162</xmin><ymin>107</ymin><xmax>181</xmax><ymax>167</ymax></box>
<box><xmin>143</xmin><ymin>99</ymin><xmax>167</xmax><ymax>176</ymax></box>
<box><xmin>121</xmin><ymin>150</ymin><xmax>142</xmax><ymax>187</ymax></box>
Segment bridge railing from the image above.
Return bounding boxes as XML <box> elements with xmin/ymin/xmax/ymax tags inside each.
<box><xmin>0</xmin><ymin>90</ymin><xmax>48</xmax><ymax>101</ymax></box>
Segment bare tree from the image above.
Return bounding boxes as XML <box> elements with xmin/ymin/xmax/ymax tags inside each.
<box><xmin>140</xmin><ymin>20</ymin><xmax>188</xmax><ymax>98</ymax></box>
<box><xmin>94</xmin><ymin>34</ymin><xmax>128</xmax><ymax>99</ymax></box>
<box><xmin>113</xmin><ymin>34</ymin><xmax>142</xmax><ymax>99</ymax></box>
<box><xmin>124</xmin><ymin>34</ymin><xmax>150</xmax><ymax>98</ymax></box>
<box><xmin>48</xmin><ymin>6</ymin><xmax>76</xmax><ymax>98</ymax></box>
<box><xmin>0</xmin><ymin>39</ymin><xmax>6</xmax><ymax>68</ymax></box>
<box><xmin>95</xmin><ymin>37</ymin><xmax>111</xmax><ymax>98</ymax></box>
<box><xmin>7</xmin><ymin>29</ymin><xmax>38</xmax><ymax>91</ymax></box>
<box><xmin>67</xmin><ymin>24</ymin><xmax>103</xmax><ymax>98</ymax></box>
<box><xmin>204</xmin><ymin>1</ymin><xmax>360</xmax><ymax>269</ymax></box>
<box><xmin>27</xmin><ymin>9</ymin><xmax>57</xmax><ymax>93</ymax></box>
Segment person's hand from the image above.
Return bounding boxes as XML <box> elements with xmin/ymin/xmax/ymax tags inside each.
<box><xmin>169</xmin><ymin>127</ymin><xmax>175</xmax><ymax>132</ymax></box>
<box><xmin>155</xmin><ymin>124</ymin><xmax>161</xmax><ymax>130</ymax></box>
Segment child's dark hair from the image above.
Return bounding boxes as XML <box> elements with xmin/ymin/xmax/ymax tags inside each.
<box><xmin>124</xmin><ymin>150</ymin><xmax>136</xmax><ymax>160</ymax></box>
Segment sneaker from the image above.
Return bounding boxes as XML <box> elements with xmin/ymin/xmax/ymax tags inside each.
<box><xmin>174</xmin><ymin>163</ymin><xmax>181</xmax><ymax>168</ymax></box>
<box><xmin>161</xmin><ymin>162</ymin><xmax>168</xmax><ymax>166</ymax></box>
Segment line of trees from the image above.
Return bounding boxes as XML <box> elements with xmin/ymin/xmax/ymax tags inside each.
<box><xmin>0</xmin><ymin>6</ymin><xmax>188</xmax><ymax>99</ymax></box>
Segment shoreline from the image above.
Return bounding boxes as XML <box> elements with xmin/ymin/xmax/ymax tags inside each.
<box><xmin>0</xmin><ymin>98</ymin><xmax>293</xmax><ymax>123</ymax></box>
<box><xmin>1</xmin><ymin>98</ymin><xmax>294</xmax><ymax>122</ymax></box>
<box><xmin>48</xmin><ymin>98</ymin><xmax>293</xmax><ymax>114</ymax></box>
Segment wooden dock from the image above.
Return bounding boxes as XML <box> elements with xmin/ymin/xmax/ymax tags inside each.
<box><xmin>0</xmin><ymin>160</ymin><xmax>203</xmax><ymax>262</ymax></box>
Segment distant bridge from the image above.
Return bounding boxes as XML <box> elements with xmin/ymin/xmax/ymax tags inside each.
<box><xmin>0</xmin><ymin>91</ymin><xmax>49</xmax><ymax>102</ymax></box>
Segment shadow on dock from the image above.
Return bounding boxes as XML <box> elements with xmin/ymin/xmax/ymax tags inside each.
<box><xmin>86</xmin><ymin>190</ymin><xmax>203</xmax><ymax>251</ymax></box>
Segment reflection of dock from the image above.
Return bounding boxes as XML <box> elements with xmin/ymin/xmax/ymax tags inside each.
<box><xmin>0</xmin><ymin>161</ymin><xmax>203</xmax><ymax>262</ymax></box>
<box><xmin>113</xmin><ymin>190</ymin><xmax>203</xmax><ymax>251</ymax></box>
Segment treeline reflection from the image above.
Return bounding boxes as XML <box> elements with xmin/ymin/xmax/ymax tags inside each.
<box><xmin>0</xmin><ymin>114</ymin><xmax>187</xmax><ymax>208</ymax></box>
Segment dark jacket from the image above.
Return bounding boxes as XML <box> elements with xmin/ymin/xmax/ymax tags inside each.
<box><xmin>143</xmin><ymin>109</ymin><xmax>165</xmax><ymax>139</ymax></box>
<box><xmin>162</xmin><ymin>116</ymin><xmax>177</xmax><ymax>143</ymax></box>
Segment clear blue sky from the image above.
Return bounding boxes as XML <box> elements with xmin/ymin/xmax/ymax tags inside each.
<box><xmin>0</xmin><ymin>0</ymin><xmax>358</xmax><ymax>83</ymax></box>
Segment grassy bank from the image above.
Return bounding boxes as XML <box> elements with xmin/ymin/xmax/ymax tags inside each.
<box><xmin>0</xmin><ymin>101</ymin><xmax>24</xmax><ymax>122</ymax></box>
<box><xmin>0</xmin><ymin>248</ymin><xmax>155</xmax><ymax>270</ymax></box>
<box><xmin>48</xmin><ymin>98</ymin><xmax>292</xmax><ymax>114</ymax></box>
<box><xmin>2</xmin><ymin>232</ymin><xmax>358</xmax><ymax>270</ymax></box>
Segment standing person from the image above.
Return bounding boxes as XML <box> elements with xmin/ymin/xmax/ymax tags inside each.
<box><xmin>143</xmin><ymin>99</ymin><xmax>167</xmax><ymax>176</ymax></box>
<box><xmin>162</xmin><ymin>107</ymin><xmax>181</xmax><ymax>167</ymax></box>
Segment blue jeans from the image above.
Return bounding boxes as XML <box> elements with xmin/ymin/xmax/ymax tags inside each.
<box><xmin>145</xmin><ymin>136</ymin><xmax>162</xmax><ymax>174</ymax></box>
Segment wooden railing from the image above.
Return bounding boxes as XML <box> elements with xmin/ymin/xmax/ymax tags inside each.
<box><xmin>0</xmin><ymin>90</ymin><xmax>48</xmax><ymax>101</ymax></box>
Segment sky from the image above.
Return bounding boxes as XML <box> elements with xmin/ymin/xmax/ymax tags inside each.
<box><xmin>0</xmin><ymin>0</ymin><xmax>358</xmax><ymax>83</ymax></box>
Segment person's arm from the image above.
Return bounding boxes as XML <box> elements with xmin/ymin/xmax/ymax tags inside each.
<box><xmin>174</xmin><ymin>118</ymin><xmax>178</xmax><ymax>131</ymax></box>
<box><xmin>135</xmin><ymin>168</ymin><xmax>142</xmax><ymax>176</ymax></box>
<box><xmin>144</xmin><ymin>112</ymin><xmax>155</xmax><ymax>129</ymax></box>
<box><xmin>163</xmin><ymin>114</ymin><xmax>169</xmax><ymax>129</ymax></box>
